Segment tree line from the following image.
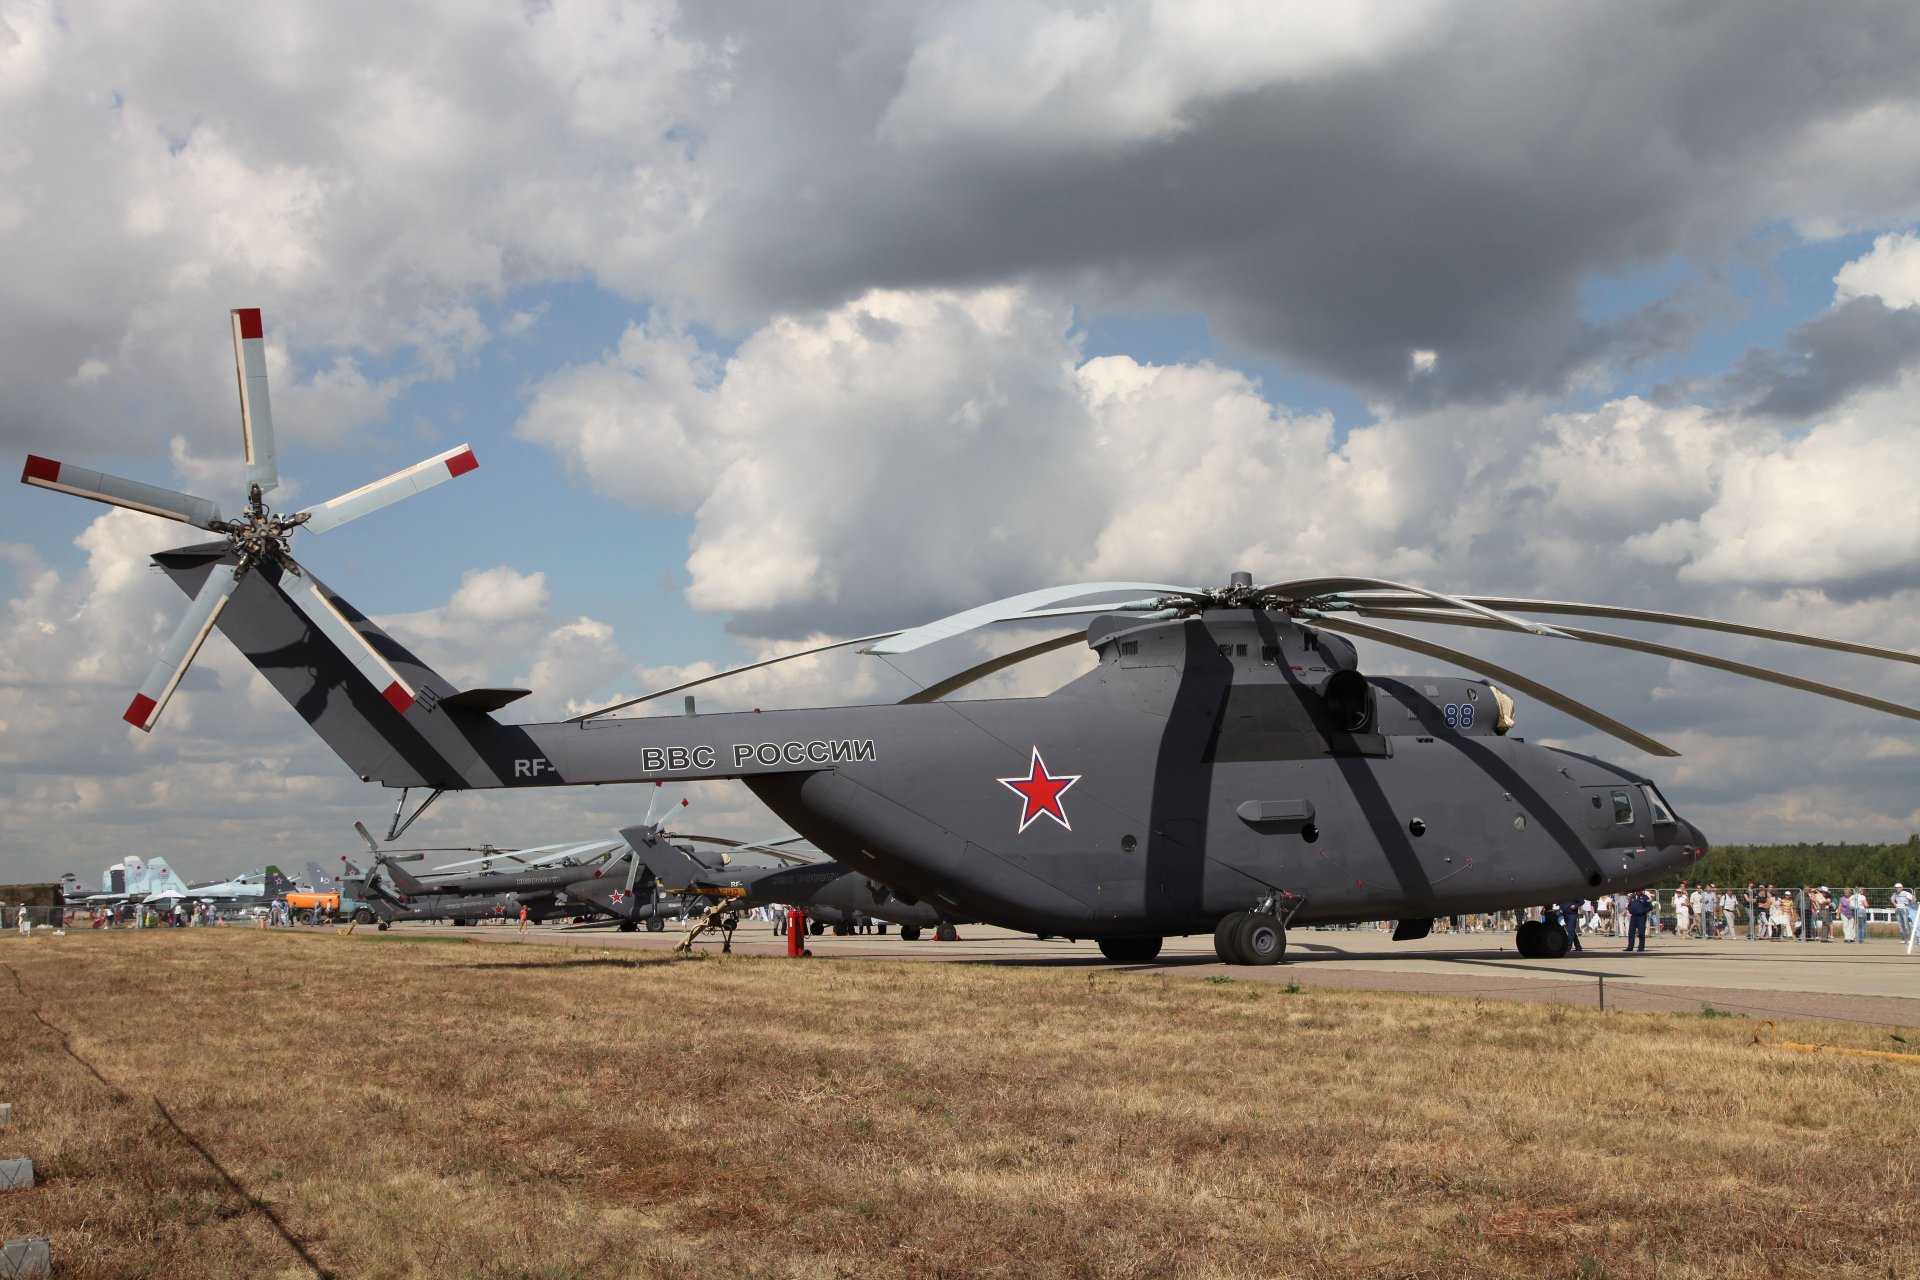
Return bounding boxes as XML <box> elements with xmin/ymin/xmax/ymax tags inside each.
<box><xmin>1675</xmin><ymin>836</ymin><xmax>1920</xmax><ymax>887</ymax></box>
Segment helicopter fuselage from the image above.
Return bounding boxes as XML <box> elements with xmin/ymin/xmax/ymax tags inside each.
<box><xmin>161</xmin><ymin>549</ymin><xmax>1706</xmax><ymax>941</ymax></box>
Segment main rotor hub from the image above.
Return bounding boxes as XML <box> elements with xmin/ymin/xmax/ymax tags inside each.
<box><xmin>208</xmin><ymin>484</ymin><xmax>310</xmax><ymax>574</ymax></box>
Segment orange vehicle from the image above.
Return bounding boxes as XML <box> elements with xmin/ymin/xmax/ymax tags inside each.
<box><xmin>285</xmin><ymin>860</ymin><xmax>373</xmax><ymax>923</ymax></box>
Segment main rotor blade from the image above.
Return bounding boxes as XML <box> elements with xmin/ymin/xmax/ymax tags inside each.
<box><xmin>1342</xmin><ymin>594</ymin><xmax>1920</xmax><ymax>668</ymax></box>
<box><xmin>276</xmin><ymin>566</ymin><xmax>418</xmax><ymax>713</ymax></box>
<box><xmin>21</xmin><ymin>456</ymin><xmax>223</xmax><ymax>528</ymax></box>
<box><xmin>1351</xmin><ymin>606</ymin><xmax>1920</xmax><ymax>725</ymax></box>
<box><xmin>567</xmin><ymin>632</ymin><xmax>903</xmax><ymax>723</ymax></box>
<box><xmin>301</xmin><ymin>444</ymin><xmax>479</xmax><ymax>534</ymax></box>
<box><xmin>1263</xmin><ymin>576</ymin><xmax>1568</xmax><ymax>638</ymax></box>
<box><xmin>232</xmin><ymin>308</ymin><xmax>279</xmax><ymax>495</ymax></box>
<box><xmin>124</xmin><ymin>561</ymin><xmax>242</xmax><ymax>731</ymax></box>
<box><xmin>865</xmin><ymin>581</ymin><xmax>1202</xmax><ymax>655</ymax></box>
<box><xmin>897</xmin><ymin>630</ymin><xmax>1087</xmax><ymax>704</ymax></box>
<box><xmin>1306</xmin><ymin>614</ymin><xmax>1679</xmax><ymax>757</ymax></box>
<box><xmin>667</xmin><ymin>834</ymin><xmax>816</xmax><ymax>865</ymax></box>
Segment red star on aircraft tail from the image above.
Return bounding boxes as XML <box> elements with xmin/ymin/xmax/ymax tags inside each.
<box><xmin>999</xmin><ymin>747</ymin><xmax>1081</xmax><ymax>833</ymax></box>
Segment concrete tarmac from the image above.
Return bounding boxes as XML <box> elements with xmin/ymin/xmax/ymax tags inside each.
<box><xmin>386</xmin><ymin>919</ymin><xmax>1920</xmax><ymax>1029</ymax></box>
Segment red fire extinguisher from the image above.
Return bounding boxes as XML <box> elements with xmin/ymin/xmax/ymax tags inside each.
<box><xmin>786</xmin><ymin>907</ymin><xmax>806</xmax><ymax>958</ymax></box>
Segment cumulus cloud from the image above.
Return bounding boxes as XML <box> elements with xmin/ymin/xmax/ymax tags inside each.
<box><xmin>1</xmin><ymin>0</ymin><xmax>720</xmax><ymax>462</ymax></box>
<box><xmin>1834</xmin><ymin>231</ymin><xmax>1920</xmax><ymax>309</ymax></box>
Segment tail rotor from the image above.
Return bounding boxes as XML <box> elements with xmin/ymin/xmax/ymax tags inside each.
<box><xmin>19</xmin><ymin>308</ymin><xmax>480</xmax><ymax>731</ymax></box>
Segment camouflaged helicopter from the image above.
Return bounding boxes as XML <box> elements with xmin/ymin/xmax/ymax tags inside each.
<box><xmin>23</xmin><ymin>309</ymin><xmax>1920</xmax><ymax>966</ymax></box>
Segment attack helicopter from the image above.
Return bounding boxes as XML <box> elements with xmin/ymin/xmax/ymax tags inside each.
<box><xmin>611</xmin><ymin>822</ymin><xmax>963</xmax><ymax>948</ymax></box>
<box><xmin>21</xmin><ymin>308</ymin><xmax>1920</xmax><ymax>966</ymax></box>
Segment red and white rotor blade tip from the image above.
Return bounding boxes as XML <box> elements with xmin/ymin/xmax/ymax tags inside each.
<box><xmin>301</xmin><ymin>444</ymin><xmax>479</xmax><ymax>535</ymax></box>
<box><xmin>21</xmin><ymin>455</ymin><xmax>223</xmax><ymax>529</ymax></box>
<box><xmin>277</xmin><ymin>570</ymin><xmax>418</xmax><ymax>714</ymax></box>
<box><xmin>125</xmin><ymin>562</ymin><xmax>243</xmax><ymax>731</ymax></box>
<box><xmin>231</xmin><ymin>308</ymin><xmax>279</xmax><ymax>495</ymax></box>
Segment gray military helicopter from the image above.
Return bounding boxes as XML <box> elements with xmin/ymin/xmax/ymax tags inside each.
<box><xmin>22</xmin><ymin>309</ymin><xmax>1920</xmax><ymax>966</ymax></box>
<box><xmin>351</xmin><ymin>822</ymin><xmax>634</xmax><ymax>928</ymax></box>
<box><xmin>606</xmin><ymin>823</ymin><xmax>962</xmax><ymax>946</ymax></box>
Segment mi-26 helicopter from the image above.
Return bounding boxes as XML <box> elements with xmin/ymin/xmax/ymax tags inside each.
<box><xmin>21</xmin><ymin>309</ymin><xmax>1920</xmax><ymax>965</ymax></box>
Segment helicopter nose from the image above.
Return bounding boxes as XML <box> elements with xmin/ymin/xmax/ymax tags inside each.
<box><xmin>1685</xmin><ymin>822</ymin><xmax>1710</xmax><ymax>863</ymax></box>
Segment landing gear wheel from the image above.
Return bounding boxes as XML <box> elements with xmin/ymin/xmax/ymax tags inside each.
<box><xmin>376</xmin><ymin>921</ymin><xmax>390</xmax><ymax>931</ymax></box>
<box><xmin>899</xmin><ymin>925</ymin><xmax>922</xmax><ymax>942</ymax></box>
<box><xmin>832</xmin><ymin>922</ymin><xmax>850</xmax><ymax>937</ymax></box>
<box><xmin>935</xmin><ymin>922</ymin><xmax>959</xmax><ymax>942</ymax></box>
<box><xmin>1537</xmin><ymin>926</ymin><xmax>1571</xmax><ymax>960</ymax></box>
<box><xmin>1233</xmin><ymin>913</ymin><xmax>1286</xmax><ymax>965</ymax></box>
<box><xmin>1097</xmin><ymin>936</ymin><xmax>1164</xmax><ymax>963</ymax></box>
<box><xmin>645</xmin><ymin>916</ymin><xmax>664</xmax><ymax>933</ymax></box>
<box><xmin>808</xmin><ymin>920</ymin><xmax>824</xmax><ymax>936</ymax></box>
<box><xmin>1515</xmin><ymin>920</ymin><xmax>1545</xmax><ymax>958</ymax></box>
<box><xmin>618</xmin><ymin>921</ymin><xmax>637</xmax><ymax>933</ymax></box>
<box><xmin>1214</xmin><ymin>912</ymin><xmax>1248</xmax><ymax>963</ymax></box>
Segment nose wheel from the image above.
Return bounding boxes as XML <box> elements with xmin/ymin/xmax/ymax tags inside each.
<box><xmin>1213</xmin><ymin>911</ymin><xmax>1286</xmax><ymax>965</ymax></box>
<box><xmin>1515</xmin><ymin>920</ymin><xmax>1571</xmax><ymax>959</ymax></box>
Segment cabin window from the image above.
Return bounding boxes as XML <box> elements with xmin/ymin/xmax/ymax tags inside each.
<box><xmin>1641</xmin><ymin>786</ymin><xmax>1676</xmax><ymax>825</ymax></box>
<box><xmin>1610</xmin><ymin>790</ymin><xmax>1634</xmax><ymax>825</ymax></box>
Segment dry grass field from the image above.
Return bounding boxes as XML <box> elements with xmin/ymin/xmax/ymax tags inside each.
<box><xmin>2</xmin><ymin>930</ymin><xmax>1916</xmax><ymax>1279</ymax></box>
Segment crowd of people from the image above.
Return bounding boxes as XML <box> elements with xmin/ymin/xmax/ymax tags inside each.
<box><xmin>1356</xmin><ymin>882</ymin><xmax>1917</xmax><ymax>948</ymax></box>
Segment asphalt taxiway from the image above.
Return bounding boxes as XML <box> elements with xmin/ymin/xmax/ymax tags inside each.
<box><xmin>386</xmin><ymin>921</ymin><xmax>1920</xmax><ymax>1028</ymax></box>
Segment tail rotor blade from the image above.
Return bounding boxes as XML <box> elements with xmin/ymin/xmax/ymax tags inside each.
<box><xmin>277</xmin><ymin>566</ymin><xmax>418</xmax><ymax>713</ymax></box>
<box><xmin>231</xmin><ymin>308</ymin><xmax>279</xmax><ymax>495</ymax></box>
<box><xmin>125</xmin><ymin>562</ymin><xmax>242</xmax><ymax>731</ymax></box>
<box><xmin>21</xmin><ymin>456</ymin><xmax>222</xmax><ymax>529</ymax></box>
<box><xmin>301</xmin><ymin>444</ymin><xmax>479</xmax><ymax>535</ymax></box>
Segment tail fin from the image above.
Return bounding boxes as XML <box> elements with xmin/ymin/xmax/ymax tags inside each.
<box><xmin>618</xmin><ymin>825</ymin><xmax>725</xmax><ymax>891</ymax></box>
<box><xmin>122</xmin><ymin>856</ymin><xmax>147</xmax><ymax>895</ymax></box>
<box><xmin>146</xmin><ymin>857</ymin><xmax>189</xmax><ymax>896</ymax></box>
<box><xmin>155</xmin><ymin>544</ymin><xmax>528</xmax><ymax>789</ymax></box>
<box><xmin>263</xmin><ymin>866</ymin><xmax>295</xmax><ymax>898</ymax></box>
<box><xmin>303</xmin><ymin>861</ymin><xmax>339</xmax><ymax>892</ymax></box>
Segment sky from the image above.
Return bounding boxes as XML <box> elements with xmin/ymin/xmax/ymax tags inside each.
<box><xmin>3</xmin><ymin>0</ymin><xmax>1920</xmax><ymax>886</ymax></box>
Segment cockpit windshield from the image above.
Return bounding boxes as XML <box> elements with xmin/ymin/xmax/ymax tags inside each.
<box><xmin>1641</xmin><ymin>785</ymin><xmax>1676</xmax><ymax>825</ymax></box>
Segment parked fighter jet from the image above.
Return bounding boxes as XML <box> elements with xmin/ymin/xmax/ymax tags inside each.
<box><xmin>144</xmin><ymin>865</ymin><xmax>294</xmax><ymax>912</ymax></box>
<box><xmin>29</xmin><ymin>308</ymin><xmax>1920</xmax><ymax>967</ymax></box>
<box><xmin>84</xmin><ymin>857</ymin><xmax>192</xmax><ymax>906</ymax></box>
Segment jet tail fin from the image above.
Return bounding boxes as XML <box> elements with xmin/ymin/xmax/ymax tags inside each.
<box><xmin>263</xmin><ymin>866</ymin><xmax>295</xmax><ymax>899</ymax></box>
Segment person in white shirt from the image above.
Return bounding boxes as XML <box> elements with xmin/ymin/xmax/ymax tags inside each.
<box><xmin>1893</xmin><ymin>884</ymin><xmax>1915</xmax><ymax>943</ymax></box>
<box><xmin>1849</xmin><ymin>888</ymin><xmax>1871</xmax><ymax>945</ymax></box>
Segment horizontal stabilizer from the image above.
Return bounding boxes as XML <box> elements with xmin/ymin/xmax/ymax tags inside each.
<box><xmin>440</xmin><ymin>688</ymin><xmax>532</xmax><ymax>712</ymax></box>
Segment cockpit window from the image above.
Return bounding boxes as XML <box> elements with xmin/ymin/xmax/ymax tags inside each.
<box><xmin>1610</xmin><ymin>790</ymin><xmax>1634</xmax><ymax>825</ymax></box>
<box><xmin>1641</xmin><ymin>785</ymin><xmax>1676</xmax><ymax>825</ymax></box>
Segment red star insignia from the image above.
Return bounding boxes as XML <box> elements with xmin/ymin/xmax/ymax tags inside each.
<box><xmin>998</xmin><ymin>747</ymin><xmax>1081</xmax><ymax>833</ymax></box>
<box><xmin>610</xmin><ymin>890</ymin><xmax>626</xmax><ymax>904</ymax></box>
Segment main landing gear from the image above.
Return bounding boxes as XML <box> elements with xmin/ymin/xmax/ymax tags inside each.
<box><xmin>1514</xmin><ymin>920</ymin><xmax>1571</xmax><ymax>960</ymax></box>
<box><xmin>1213</xmin><ymin>911</ymin><xmax>1286</xmax><ymax>965</ymax></box>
